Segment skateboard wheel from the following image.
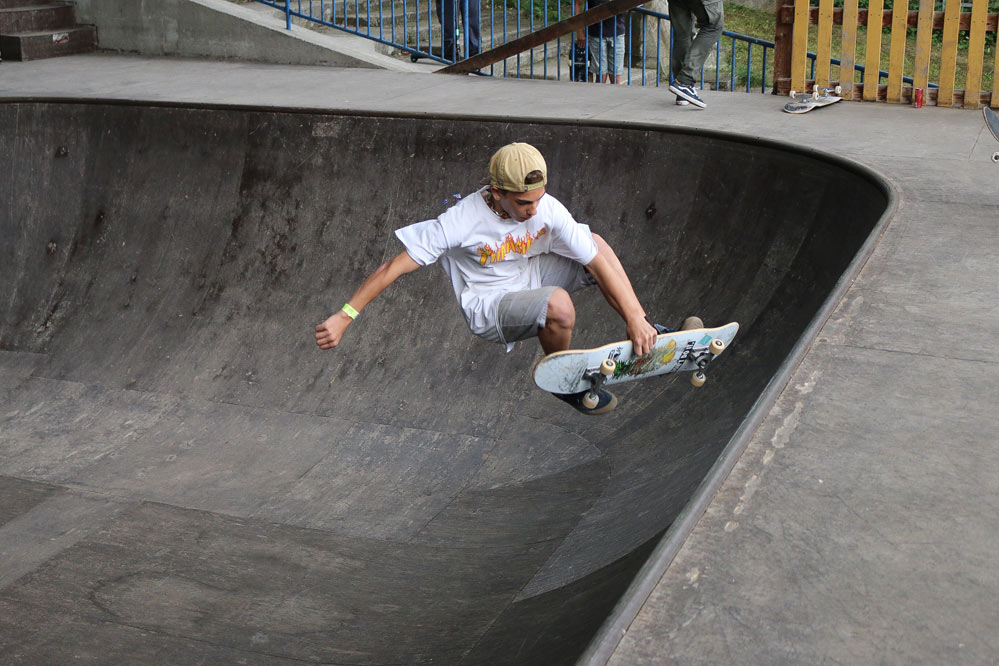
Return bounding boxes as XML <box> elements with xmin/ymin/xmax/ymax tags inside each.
<box><xmin>691</xmin><ymin>371</ymin><xmax>706</xmax><ymax>388</ymax></box>
<box><xmin>600</xmin><ymin>359</ymin><xmax>616</xmax><ymax>376</ymax></box>
<box><xmin>789</xmin><ymin>90</ymin><xmax>797</xmax><ymax>98</ymax></box>
<box><xmin>992</xmin><ymin>152</ymin><xmax>999</xmax><ymax>164</ymax></box>
<box><xmin>834</xmin><ymin>85</ymin><xmax>842</xmax><ymax>95</ymax></box>
<box><xmin>709</xmin><ymin>338</ymin><xmax>726</xmax><ymax>355</ymax></box>
<box><xmin>582</xmin><ymin>391</ymin><xmax>599</xmax><ymax>409</ymax></box>
<box><xmin>812</xmin><ymin>90</ymin><xmax>820</xmax><ymax>100</ymax></box>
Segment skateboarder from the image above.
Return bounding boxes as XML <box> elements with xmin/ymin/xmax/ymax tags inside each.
<box><xmin>315</xmin><ymin>142</ymin><xmax>674</xmax><ymax>415</ymax></box>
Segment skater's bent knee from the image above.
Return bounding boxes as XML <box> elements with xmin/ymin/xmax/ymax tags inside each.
<box><xmin>545</xmin><ymin>288</ymin><xmax>575</xmax><ymax>329</ymax></box>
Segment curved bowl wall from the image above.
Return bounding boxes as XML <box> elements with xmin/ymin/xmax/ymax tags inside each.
<box><xmin>0</xmin><ymin>102</ymin><xmax>890</xmax><ymax>665</ymax></box>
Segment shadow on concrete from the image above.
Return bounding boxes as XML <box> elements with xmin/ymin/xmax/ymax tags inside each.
<box><xmin>0</xmin><ymin>101</ymin><xmax>889</xmax><ymax>665</ymax></box>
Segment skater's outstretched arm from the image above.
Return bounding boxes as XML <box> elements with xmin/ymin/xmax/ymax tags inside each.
<box><xmin>315</xmin><ymin>250</ymin><xmax>420</xmax><ymax>350</ymax></box>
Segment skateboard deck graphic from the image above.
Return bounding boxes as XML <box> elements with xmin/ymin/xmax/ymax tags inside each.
<box><xmin>534</xmin><ymin>322</ymin><xmax>739</xmax><ymax>395</ymax></box>
<box><xmin>571</xmin><ymin>42</ymin><xmax>588</xmax><ymax>82</ymax></box>
<box><xmin>784</xmin><ymin>86</ymin><xmax>842</xmax><ymax>114</ymax></box>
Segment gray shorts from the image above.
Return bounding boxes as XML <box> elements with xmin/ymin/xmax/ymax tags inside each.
<box><xmin>495</xmin><ymin>253</ymin><xmax>596</xmax><ymax>344</ymax></box>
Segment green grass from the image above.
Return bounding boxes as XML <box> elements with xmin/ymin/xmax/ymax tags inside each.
<box><xmin>725</xmin><ymin>4</ymin><xmax>777</xmax><ymax>38</ymax></box>
<box><xmin>704</xmin><ymin>5</ymin><xmax>779</xmax><ymax>90</ymax></box>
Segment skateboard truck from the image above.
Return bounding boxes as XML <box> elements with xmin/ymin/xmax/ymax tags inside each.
<box><xmin>689</xmin><ymin>338</ymin><xmax>727</xmax><ymax>387</ymax></box>
<box><xmin>581</xmin><ymin>358</ymin><xmax>616</xmax><ymax>409</ymax></box>
<box><xmin>788</xmin><ymin>85</ymin><xmax>842</xmax><ymax>99</ymax></box>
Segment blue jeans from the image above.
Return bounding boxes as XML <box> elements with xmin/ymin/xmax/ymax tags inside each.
<box><xmin>434</xmin><ymin>0</ymin><xmax>481</xmax><ymax>61</ymax></box>
<box><xmin>588</xmin><ymin>33</ymin><xmax>626</xmax><ymax>80</ymax></box>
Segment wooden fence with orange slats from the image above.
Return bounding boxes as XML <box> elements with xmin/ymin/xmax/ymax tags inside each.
<box><xmin>774</xmin><ymin>0</ymin><xmax>999</xmax><ymax>108</ymax></box>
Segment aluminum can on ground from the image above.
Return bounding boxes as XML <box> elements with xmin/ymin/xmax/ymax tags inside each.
<box><xmin>914</xmin><ymin>88</ymin><xmax>924</xmax><ymax>108</ymax></box>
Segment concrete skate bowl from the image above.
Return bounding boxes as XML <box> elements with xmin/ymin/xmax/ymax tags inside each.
<box><xmin>0</xmin><ymin>101</ymin><xmax>891</xmax><ymax>665</ymax></box>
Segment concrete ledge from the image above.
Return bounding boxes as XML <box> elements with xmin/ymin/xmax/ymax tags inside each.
<box><xmin>72</xmin><ymin>0</ymin><xmax>424</xmax><ymax>71</ymax></box>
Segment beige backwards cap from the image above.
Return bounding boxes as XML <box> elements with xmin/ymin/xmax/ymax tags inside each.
<box><xmin>488</xmin><ymin>142</ymin><xmax>548</xmax><ymax>192</ymax></box>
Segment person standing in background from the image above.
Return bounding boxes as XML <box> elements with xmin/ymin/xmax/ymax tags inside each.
<box><xmin>574</xmin><ymin>0</ymin><xmax>627</xmax><ymax>84</ymax></box>
<box><xmin>434</xmin><ymin>0</ymin><xmax>481</xmax><ymax>62</ymax></box>
<box><xmin>667</xmin><ymin>0</ymin><xmax>724</xmax><ymax>108</ymax></box>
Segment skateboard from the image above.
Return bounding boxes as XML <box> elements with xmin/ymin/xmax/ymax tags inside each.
<box><xmin>783</xmin><ymin>86</ymin><xmax>842</xmax><ymax>114</ymax></box>
<box><xmin>984</xmin><ymin>107</ymin><xmax>999</xmax><ymax>164</ymax></box>
<box><xmin>571</xmin><ymin>42</ymin><xmax>588</xmax><ymax>82</ymax></box>
<box><xmin>533</xmin><ymin>322</ymin><xmax>739</xmax><ymax>407</ymax></box>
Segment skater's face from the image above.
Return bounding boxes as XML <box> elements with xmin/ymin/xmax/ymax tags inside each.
<box><xmin>493</xmin><ymin>186</ymin><xmax>545</xmax><ymax>222</ymax></box>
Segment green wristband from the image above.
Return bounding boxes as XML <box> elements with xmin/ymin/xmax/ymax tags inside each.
<box><xmin>341</xmin><ymin>303</ymin><xmax>359</xmax><ymax>320</ymax></box>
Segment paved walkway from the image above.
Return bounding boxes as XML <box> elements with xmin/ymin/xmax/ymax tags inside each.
<box><xmin>2</xmin><ymin>55</ymin><xmax>997</xmax><ymax>665</ymax></box>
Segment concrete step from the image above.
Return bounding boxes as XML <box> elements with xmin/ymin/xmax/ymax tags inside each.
<box><xmin>337</xmin><ymin>5</ymin><xmax>530</xmax><ymax>36</ymax></box>
<box><xmin>342</xmin><ymin>16</ymin><xmax>559</xmax><ymax>62</ymax></box>
<box><xmin>0</xmin><ymin>24</ymin><xmax>96</xmax><ymax>60</ymax></box>
<box><xmin>0</xmin><ymin>2</ymin><xmax>74</xmax><ymax>33</ymax></box>
<box><xmin>328</xmin><ymin>3</ymin><xmax>422</xmax><ymax>27</ymax></box>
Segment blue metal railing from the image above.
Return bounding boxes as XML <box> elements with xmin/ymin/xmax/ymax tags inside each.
<box><xmin>257</xmin><ymin>0</ymin><xmax>780</xmax><ymax>91</ymax></box>
<box><xmin>256</xmin><ymin>0</ymin><xmax>942</xmax><ymax>92</ymax></box>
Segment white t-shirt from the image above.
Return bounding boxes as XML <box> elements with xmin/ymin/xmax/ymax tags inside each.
<box><xmin>395</xmin><ymin>187</ymin><xmax>598</xmax><ymax>344</ymax></box>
